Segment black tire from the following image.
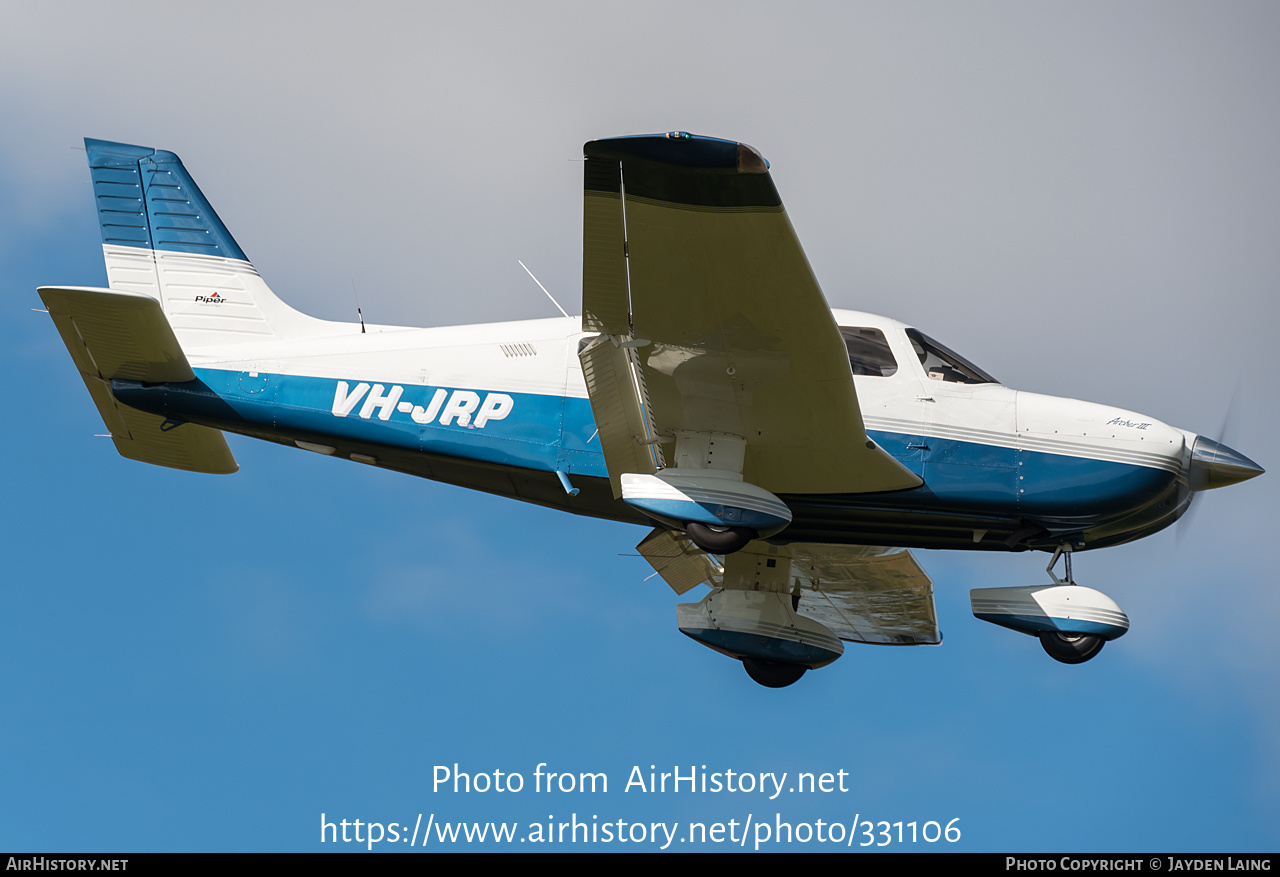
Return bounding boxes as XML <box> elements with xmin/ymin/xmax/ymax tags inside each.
<box><xmin>685</xmin><ymin>522</ymin><xmax>757</xmax><ymax>554</ymax></box>
<box><xmin>742</xmin><ymin>659</ymin><xmax>807</xmax><ymax>688</ymax></box>
<box><xmin>1039</xmin><ymin>631</ymin><xmax>1105</xmax><ymax>664</ymax></box>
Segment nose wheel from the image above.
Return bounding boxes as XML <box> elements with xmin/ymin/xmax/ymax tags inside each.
<box><xmin>1037</xmin><ymin>544</ymin><xmax>1111</xmax><ymax>665</ymax></box>
<box><xmin>1039</xmin><ymin>631</ymin><xmax>1105</xmax><ymax>664</ymax></box>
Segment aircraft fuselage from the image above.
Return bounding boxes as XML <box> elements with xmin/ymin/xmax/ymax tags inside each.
<box><xmin>109</xmin><ymin>307</ymin><xmax>1197</xmax><ymax>554</ymax></box>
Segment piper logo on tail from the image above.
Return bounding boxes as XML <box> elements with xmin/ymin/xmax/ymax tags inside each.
<box><xmin>194</xmin><ymin>292</ymin><xmax>226</xmax><ymax>304</ymax></box>
<box><xmin>332</xmin><ymin>381</ymin><xmax>514</xmax><ymax>428</ymax></box>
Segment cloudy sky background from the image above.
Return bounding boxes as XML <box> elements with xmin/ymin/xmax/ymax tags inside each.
<box><xmin>1</xmin><ymin>1</ymin><xmax>1276</xmax><ymax>851</ymax></box>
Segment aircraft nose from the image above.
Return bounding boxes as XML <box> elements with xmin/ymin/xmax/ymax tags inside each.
<box><xmin>1189</xmin><ymin>436</ymin><xmax>1265</xmax><ymax>491</ymax></box>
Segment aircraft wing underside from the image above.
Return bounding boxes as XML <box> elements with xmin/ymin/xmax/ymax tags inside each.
<box><xmin>581</xmin><ymin>134</ymin><xmax>937</xmax><ymax>652</ymax></box>
<box><xmin>579</xmin><ymin>134</ymin><xmax>921</xmax><ymax>497</ymax></box>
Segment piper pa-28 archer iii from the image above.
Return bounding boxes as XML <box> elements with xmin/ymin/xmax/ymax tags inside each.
<box><xmin>40</xmin><ymin>134</ymin><xmax>1264</xmax><ymax>687</ymax></box>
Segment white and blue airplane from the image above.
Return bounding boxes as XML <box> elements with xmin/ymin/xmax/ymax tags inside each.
<box><xmin>40</xmin><ymin>133</ymin><xmax>1263</xmax><ymax>687</ymax></box>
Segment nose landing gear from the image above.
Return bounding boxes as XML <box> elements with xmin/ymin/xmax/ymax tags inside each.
<box><xmin>1036</xmin><ymin>545</ymin><xmax>1107</xmax><ymax>664</ymax></box>
<box><xmin>969</xmin><ymin>543</ymin><xmax>1129</xmax><ymax>665</ymax></box>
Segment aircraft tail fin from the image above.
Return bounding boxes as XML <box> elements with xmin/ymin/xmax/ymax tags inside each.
<box><xmin>38</xmin><ymin>285</ymin><xmax>239</xmax><ymax>474</ymax></box>
<box><xmin>85</xmin><ymin>138</ymin><xmax>336</xmax><ymax>350</ymax></box>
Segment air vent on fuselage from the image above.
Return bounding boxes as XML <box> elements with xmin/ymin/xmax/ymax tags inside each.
<box><xmin>500</xmin><ymin>342</ymin><xmax>538</xmax><ymax>357</ymax></box>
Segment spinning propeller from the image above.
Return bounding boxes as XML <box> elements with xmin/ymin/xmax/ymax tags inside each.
<box><xmin>1177</xmin><ymin>395</ymin><xmax>1264</xmax><ymax>542</ymax></box>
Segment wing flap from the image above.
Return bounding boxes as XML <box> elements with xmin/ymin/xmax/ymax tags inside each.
<box><xmin>578</xmin><ymin>334</ymin><xmax>664</xmax><ymax>498</ymax></box>
<box><xmin>790</xmin><ymin>544</ymin><xmax>941</xmax><ymax>645</ymax></box>
<box><xmin>707</xmin><ymin>539</ymin><xmax>939</xmax><ymax>646</ymax></box>
<box><xmin>39</xmin><ymin>285</ymin><xmax>238</xmax><ymax>474</ymax></box>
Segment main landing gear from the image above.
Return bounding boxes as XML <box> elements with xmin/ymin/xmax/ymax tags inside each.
<box><xmin>742</xmin><ymin>658</ymin><xmax>808</xmax><ymax>688</ymax></box>
<box><xmin>684</xmin><ymin>522</ymin><xmax>757</xmax><ymax>554</ymax></box>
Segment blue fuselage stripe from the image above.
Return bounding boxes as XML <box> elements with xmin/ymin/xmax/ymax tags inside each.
<box><xmin>187</xmin><ymin>369</ymin><xmax>609</xmax><ymax>478</ymax></box>
<box><xmin>113</xmin><ymin>368</ymin><xmax>1179</xmax><ymax>534</ymax></box>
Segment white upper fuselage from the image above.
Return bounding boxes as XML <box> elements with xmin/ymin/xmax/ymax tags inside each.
<box><xmin>97</xmin><ymin>243</ymin><xmax>1195</xmax><ymax>550</ymax></box>
<box><xmin>182</xmin><ymin>304</ymin><xmax>1191</xmax><ymax>483</ymax></box>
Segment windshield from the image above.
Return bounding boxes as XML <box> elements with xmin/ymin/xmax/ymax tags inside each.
<box><xmin>907</xmin><ymin>328</ymin><xmax>998</xmax><ymax>384</ymax></box>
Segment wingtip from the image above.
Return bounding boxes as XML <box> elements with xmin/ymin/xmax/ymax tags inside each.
<box><xmin>585</xmin><ymin>132</ymin><xmax>767</xmax><ymax>172</ymax></box>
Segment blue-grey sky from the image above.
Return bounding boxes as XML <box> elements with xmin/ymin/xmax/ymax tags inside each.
<box><xmin>2</xmin><ymin>1</ymin><xmax>1276</xmax><ymax>852</ymax></box>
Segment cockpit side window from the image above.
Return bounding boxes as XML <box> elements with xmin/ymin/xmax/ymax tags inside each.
<box><xmin>907</xmin><ymin>328</ymin><xmax>998</xmax><ymax>384</ymax></box>
<box><xmin>839</xmin><ymin>327</ymin><xmax>898</xmax><ymax>377</ymax></box>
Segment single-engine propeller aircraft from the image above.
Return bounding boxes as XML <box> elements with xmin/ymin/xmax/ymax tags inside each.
<box><xmin>40</xmin><ymin>134</ymin><xmax>1264</xmax><ymax>687</ymax></box>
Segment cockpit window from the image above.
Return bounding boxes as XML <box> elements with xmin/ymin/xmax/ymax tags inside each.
<box><xmin>907</xmin><ymin>328</ymin><xmax>998</xmax><ymax>384</ymax></box>
<box><xmin>839</xmin><ymin>327</ymin><xmax>898</xmax><ymax>377</ymax></box>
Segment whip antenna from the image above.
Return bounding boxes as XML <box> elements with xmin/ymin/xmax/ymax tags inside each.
<box><xmin>518</xmin><ymin>260</ymin><xmax>570</xmax><ymax>318</ymax></box>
